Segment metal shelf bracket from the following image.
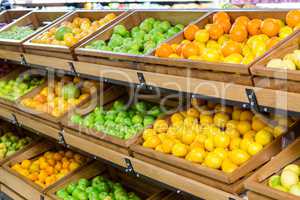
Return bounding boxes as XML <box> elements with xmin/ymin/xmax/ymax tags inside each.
<box><xmin>124</xmin><ymin>158</ymin><xmax>140</xmax><ymax>178</ymax></box>
<box><xmin>20</xmin><ymin>54</ymin><xmax>27</xmax><ymax>65</ymax></box>
<box><xmin>69</xmin><ymin>62</ymin><xmax>79</xmax><ymax>77</ymax></box>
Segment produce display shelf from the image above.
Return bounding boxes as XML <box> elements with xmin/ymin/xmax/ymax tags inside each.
<box><xmin>0</xmin><ymin>49</ymin><xmax>300</xmax><ymax>116</ymax></box>
<box><xmin>0</xmin><ymin>102</ymin><xmax>241</xmax><ymax>200</ymax></box>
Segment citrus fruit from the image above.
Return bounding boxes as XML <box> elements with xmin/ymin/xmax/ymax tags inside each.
<box><xmin>273</xmin><ymin>126</ymin><xmax>285</xmax><ymax>138</ymax></box>
<box><xmin>286</xmin><ymin>10</ymin><xmax>300</xmax><ymax>27</ymax></box>
<box><xmin>229</xmin><ymin>149</ymin><xmax>250</xmax><ymax>166</ymax></box>
<box><xmin>181</xmin><ymin>130</ymin><xmax>197</xmax><ymax>145</ymax></box>
<box><xmin>208</xmin><ymin>23</ymin><xmax>224</xmax><ymax>40</ymax></box>
<box><xmin>225</xmin><ymin>128</ymin><xmax>240</xmax><ymax>139</ymax></box>
<box><xmin>252</xmin><ymin>119</ymin><xmax>266</xmax><ymax>131</ymax></box>
<box><xmin>172</xmin><ymin>143</ymin><xmax>188</xmax><ymax>157</ymax></box>
<box><xmin>213</xmin><ymin>112</ymin><xmax>230</xmax><ymax>128</ymax></box>
<box><xmin>204</xmin><ymin>152</ymin><xmax>222</xmax><ymax>169</ymax></box>
<box><xmin>153</xmin><ymin>119</ymin><xmax>169</xmax><ymax>133</ymax></box>
<box><xmin>195</xmin><ymin>29</ymin><xmax>209</xmax><ymax>43</ymax></box>
<box><xmin>230</xmin><ymin>25</ymin><xmax>248</xmax><ymax>42</ymax></box>
<box><xmin>213</xmin><ymin>12</ymin><xmax>230</xmax><ymax>23</ymax></box>
<box><xmin>201</xmin><ymin>48</ymin><xmax>220</xmax><ymax>62</ymax></box>
<box><xmin>218</xmin><ymin>34</ymin><xmax>230</xmax><ymax>45</ymax></box>
<box><xmin>213</xmin><ymin>147</ymin><xmax>228</xmax><ymax>160</ymax></box>
<box><xmin>186</xmin><ymin>107</ymin><xmax>200</xmax><ymax>118</ymax></box>
<box><xmin>143</xmin><ymin>135</ymin><xmax>161</xmax><ymax>148</ymax></box>
<box><xmin>184</xmin><ymin>24</ymin><xmax>199</xmax><ymax>41</ymax></box>
<box><xmin>143</xmin><ymin>129</ymin><xmax>157</xmax><ymax>141</ymax></box>
<box><xmin>266</xmin><ymin>37</ymin><xmax>280</xmax><ymax>49</ymax></box>
<box><xmin>279</xmin><ymin>26</ymin><xmax>293</xmax><ymax>39</ymax></box>
<box><xmin>260</xmin><ymin>19</ymin><xmax>280</xmax><ymax>37</ymax></box>
<box><xmin>200</xmin><ymin>114</ymin><xmax>213</xmax><ymax>125</ymax></box>
<box><xmin>255</xmin><ymin>129</ymin><xmax>273</xmax><ymax>146</ymax></box>
<box><xmin>215</xmin><ymin>19</ymin><xmax>231</xmax><ymax>34</ymax></box>
<box><xmin>171</xmin><ymin>113</ymin><xmax>183</xmax><ymax>124</ymax></box>
<box><xmin>222</xmin><ymin>158</ymin><xmax>238</xmax><ymax>173</ymax></box>
<box><xmin>244</xmin><ymin>130</ymin><xmax>256</xmax><ymax>139</ymax></box>
<box><xmin>240</xmin><ymin>110</ymin><xmax>253</xmax><ymax>121</ymax></box>
<box><xmin>230</xmin><ymin>138</ymin><xmax>242</xmax><ymax>150</ymax></box>
<box><xmin>21</xmin><ymin>160</ymin><xmax>31</xmax><ymax>169</ymax></box>
<box><xmin>235</xmin><ymin>16</ymin><xmax>250</xmax><ymax>27</ymax></box>
<box><xmin>247</xmin><ymin>142</ymin><xmax>263</xmax><ymax>155</ymax></box>
<box><xmin>161</xmin><ymin>138</ymin><xmax>175</xmax><ymax>153</ymax></box>
<box><xmin>155</xmin><ymin>144</ymin><xmax>164</xmax><ymax>152</ymax></box>
<box><xmin>224</xmin><ymin>53</ymin><xmax>243</xmax><ymax>64</ymax></box>
<box><xmin>204</xmin><ymin>137</ymin><xmax>214</xmax><ymax>152</ymax></box>
<box><xmin>155</xmin><ymin>44</ymin><xmax>174</xmax><ymax>58</ymax></box>
<box><xmin>185</xmin><ymin>147</ymin><xmax>206</xmax><ymax>163</ymax></box>
<box><xmin>214</xmin><ymin>133</ymin><xmax>230</xmax><ymax>148</ymax></box>
<box><xmin>232</xmin><ymin>109</ymin><xmax>242</xmax><ymax>120</ymax></box>
<box><xmin>221</xmin><ymin>41</ymin><xmax>242</xmax><ymax>57</ymax></box>
<box><xmin>182</xmin><ymin>43</ymin><xmax>199</xmax><ymax>58</ymax></box>
<box><xmin>240</xmin><ymin>137</ymin><xmax>253</xmax><ymax>152</ymax></box>
<box><xmin>247</xmin><ymin>19</ymin><xmax>262</xmax><ymax>35</ymax></box>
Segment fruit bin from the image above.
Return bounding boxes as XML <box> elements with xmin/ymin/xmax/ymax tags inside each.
<box><xmin>0</xmin><ymin>10</ymin><xmax>71</xmax><ymax>52</ymax></box>
<box><xmin>75</xmin><ymin>10</ymin><xmax>208</xmax><ymax>68</ymax></box>
<box><xmin>140</xmin><ymin>10</ymin><xmax>299</xmax><ymax>86</ymax></box>
<box><xmin>251</xmin><ymin>30</ymin><xmax>300</xmax><ymax>93</ymax></box>
<box><xmin>0</xmin><ymin>9</ymin><xmax>32</xmax><ymax>30</ymax></box>
<box><xmin>23</xmin><ymin>10</ymin><xmax>129</xmax><ymax>60</ymax></box>
<box><xmin>131</xmin><ymin>103</ymin><xmax>299</xmax><ymax>195</ymax></box>
<box><xmin>61</xmin><ymin>90</ymin><xmax>177</xmax><ymax>155</ymax></box>
<box><xmin>0</xmin><ymin>140</ymin><xmax>90</xmax><ymax>200</ymax></box>
<box><xmin>46</xmin><ymin>160</ymin><xmax>172</xmax><ymax>200</ymax></box>
<box><xmin>0</xmin><ymin>184</ymin><xmax>26</xmax><ymax>200</ymax></box>
<box><xmin>245</xmin><ymin>138</ymin><xmax>300</xmax><ymax>200</ymax></box>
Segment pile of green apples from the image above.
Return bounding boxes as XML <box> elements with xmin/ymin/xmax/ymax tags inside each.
<box><xmin>71</xmin><ymin>100</ymin><xmax>162</xmax><ymax>139</ymax></box>
<box><xmin>268</xmin><ymin>164</ymin><xmax>300</xmax><ymax>196</ymax></box>
<box><xmin>0</xmin><ymin>132</ymin><xmax>32</xmax><ymax>159</ymax></box>
<box><xmin>56</xmin><ymin>175</ymin><xmax>141</xmax><ymax>200</ymax></box>
<box><xmin>85</xmin><ymin>18</ymin><xmax>184</xmax><ymax>54</ymax></box>
<box><xmin>0</xmin><ymin>25</ymin><xmax>35</xmax><ymax>40</ymax></box>
<box><xmin>0</xmin><ymin>74</ymin><xmax>44</xmax><ymax>101</ymax></box>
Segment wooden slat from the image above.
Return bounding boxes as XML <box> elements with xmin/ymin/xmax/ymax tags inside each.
<box><xmin>0</xmin><ymin>184</ymin><xmax>26</xmax><ymax>200</ymax></box>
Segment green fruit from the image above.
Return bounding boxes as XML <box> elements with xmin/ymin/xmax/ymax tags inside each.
<box><xmin>139</xmin><ymin>21</ymin><xmax>153</xmax><ymax>33</ymax></box>
<box><xmin>66</xmin><ymin>182</ymin><xmax>77</xmax><ymax>194</ymax></box>
<box><xmin>160</xmin><ymin>21</ymin><xmax>171</xmax><ymax>32</ymax></box>
<box><xmin>56</xmin><ymin>189</ymin><xmax>69</xmax><ymax>199</ymax></box>
<box><xmin>268</xmin><ymin>175</ymin><xmax>281</xmax><ymax>188</ymax></box>
<box><xmin>128</xmin><ymin>192</ymin><xmax>141</xmax><ymax>200</ymax></box>
<box><xmin>93</xmin><ymin>182</ymin><xmax>109</xmax><ymax>193</ymax></box>
<box><xmin>143</xmin><ymin>116</ymin><xmax>154</xmax><ymax>127</ymax></box>
<box><xmin>274</xmin><ymin>185</ymin><xmax>288</xmax><ymax>192</ymax></box>
<box><xmin>55</xmin><ymin>26</ymin><xmax>73</xmax><ymax>41</ymax></box>
<box><xmin>71</xmin><ymin>114</ymin><xmax>82</xmax><ymax>125</ymax></box>
<box><xmin>62</xmin><ymin>83</ymin><xmax>80</xmax><ymax>100</ymax></box>
<box><xmin>77</xmin><ymin>178</ymin><xmax>89</xmax><ymax>189</ymax></box>
<box><xmin>289</xmin><ymin>183</ymin><xmax>300</xmax><ymax>196</ymax></box>
<box><xmin>134</xmin><ymin>102</ymin><xmax>146</xmax><ymax>113</ymax></box>
<box><xmin>99</xmin><ymin>192</ymin><xmax>109</xmax><ymax>200</ymax></box>
<box><xmin>281</xmin><ymin>170</ymin><xmax>299</xmax><ymax>189</ymax></box>
<box><xmin>132</xmin><ymin>115</ymin><xmax>143</xmax><ymax>125</ymax></box>
<box><xmin>147</xmin><ymin>106</ymin><xmax>161</xmax><ymax>117</ymax></box>
<box><xmin>113</xmin><ymin>25</ymin><xmax>129</xmax><ymax>37</ymax></box>
<box><xmin>92</xmin><ymin>176</ymin><xmax>105</xmax><ymax>185</ymax></box>
<box><xmin>175</xmin><ymin>24</ymin><xmax>184</xmax><ymax>30</ymax></box>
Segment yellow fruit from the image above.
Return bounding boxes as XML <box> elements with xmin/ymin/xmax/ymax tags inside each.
<box><xmin>195</xmin><ymin>29</ymin><xmax>209</xmax><ymax>43</ymax></box>
<box><xmin>222</xmin><ymin>158</ymin><xmax>238</xmax><ymax>173</ymax></box>
<box><xmin>190</xmin><ymin>141</ymin><xmax>204</xmax><ymax>149</ymax></box>
<box><xmin>255</xmin><ymin>130</ymin><xmax>273</xmax><ymax>146</ymax></box>
<box><xmin>244</xmin><ymin>130</ymin><xmax>256</xmax><ymax>139</ymax></box>
<box><xmin>161</xmin><ymin>138</ymin><xmax>175</xmax><ymax>153</ymax></box>
<box><xmin>214</xmin><ymin>104</ymin><xmax>233</xmax><ymax>114</ymax></box>
<box><xmin>172</xmin><ymin>143</ymin><xmax>188</xmax><ymax>157</ymax></box>
<box><xmin>264</xmin><ymin>126</ymin><xmax>274</xmax><ymax>134</ymax></box>
<box><xmin>21</xmin><ymin>160</ymin><xmax>31</xmax><ymax>169</ymax></box>
<box><xmin>204</xmin><ymin>137</ymin><xmax>214</xmax><ymax>152</ymax></box>
<box><xmin>143</xmin><ymin>135</ymin><xmax>161</xmax><ymax>149</ymax></box>
<box><xmin>185</xmin><ymin>147</ymin><xmax>206</xmax><ymax>163</ymax></box>
<box><xmin>184</xmin><ymin>116</ymin><xmax>198</xmax><ymax>126</ymax></box>
<box><xmin>194</xmin><ymin>134</ymin><xmax>207</xmax><ymax>144</ymax></box>
<box><xmin>181</xmin><ymin>129</ymin><xmax>197</xmax><ymax>145</ymax></box>
<box><xmin>186</xmin><ymin>108</ymin><xmax>200</xmax><ymax>118</ymax></box>
<box><xmin>240</xmin><ymin>138</ymin><xmax>253</xmax><ymax>152</ymax></box>
<box><xmin>240</xmin><ymin>111</ymin><xmax>253</xmax><ymax>121</ymax></box>
<box><xmin>204</xmin><ymin>152</ymin><xmax>223</xmax><ymax>169</ymax></box>
<box><xmin>224</xmin><ymin>53</ymin><xmax>243</xmax><ymax>64</ymax></box>
<box><xmin>273</xmin><ymin>126</ymin><xmax>286</xmax><ymax>138</ymax></box>
<box><xmin>166</xmin><ymin>126</ymin><xmax>177</xmax><ymax>139</ymax></box>
<box><xmin>232</xmin><ymin>109</ymin><xmax>242</xmax><ymax>120</ymax></box>
<box><xmin>230</xmin><ymin>138</ymin><xmax>242</xmax><ymax>150</ymax></box>
<box><xmin>213</xmin><ymin>113</ymin><xmax>230</xmax><ymax>128</ymax></box>
<box><xmin>69</xmin><ymin>162</ymin><xmax>80</xmax><ymax>171</ymax></box>
<box><xmin>158</xmin><ymin>133</ymin><xmax>167</xmax><ymax>141</ymax></box>
<box><xmin>213</xmin><ymin>147</ymin><xmax>228</xmax><ymax>160</ymax></box>
<box><xmin>153</xmin><ymin>120</ymin><xmax>169</xmax><ymax>133</ymax></box>
<box><xmin>225</xmin><ymin>128</ymin><xmax>240</xmax><ymax>139</ymax></box>
<box><xmin>213</xmin><ymin>133</ymin><xmax>230</xmax><ymax>148</ymax></box>
<box><xmin>202</xmin><ymin>48</ymin><xmax>220</xmax><ymax>62</ymax></box>
<box><xmin>170</xmin><ymin>113</ymin><xmax>183</xmax><ymax>124</ymax></box>
<box><xmin>229</xmin><ymin>149</ymin><xmax>250</xmax><ymax>166</ymax></box>
<box><xmin>200</xmin><ymin>114</ymin><xmax>213</xmax><ymax>125</ymax></box>
<box><xmin>143</xmin><ymin>129</ymin><xmax>157</xmax><ymax>141</ymax></box>
<box><xmin>237</xmin><ymin>121</ymin><xmax>251</xmax><ymax>135</ymax></box>
<box><xmin>226</xmin><ymin>120</ymin><xmax>239</xmax><ymax>130</ymax></box>
<box><xmin>247</xmin><ymin>142</ymin><xmax>263</xmax><ymax>156</ymax></box>
<box><xmin>155</xmin><ymin>144</ymin><xmax>164</xmax><ymax>153</ymax></box>
<box><xmin>252</xmin><ymin>119</ymin><xmax>266</xmax><ymax>131</ymax></box>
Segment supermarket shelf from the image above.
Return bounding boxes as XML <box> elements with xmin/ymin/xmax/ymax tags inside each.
<box><xmin>0</xmin><ymin>49</ymin><xmax>299</xmax><ymax>115</ymax></box>
<box><xmin>0</xmin><ymin>104</ymin><xmax>241</xmax><ymax>200</ymax></box>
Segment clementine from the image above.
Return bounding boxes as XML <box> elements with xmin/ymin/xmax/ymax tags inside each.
<box><xmin>213</xmin><ymin>12</ymin><xmax>230</xmax><ymax>23</ymax></box>
<box><xmin>155</xmin><ymin>44</ymin><xmax>174</xmax><ymax>58</ymax></box>
<box><xmin>235</xmin><ymin>16</ymin><xmax>250</xmax><ymax>27</ymax></box>
<box><xmin>247</xmin><ymin>19</ymin><xmax>262</xmax><ymax>36</ymax></box>
<box><xmin>215</xmin><ymin>19</ymin><xmax>231</xmax><ymax>33</ymax></box>
<box><xmin>286</xmin><ymin>10</ymin><xmax>300</xmax><ymax>27</ymax></box>
<box><xmin>230</xmin><ymin>26</ymin><xmax>248</xmax><ymax>42</ymax></box>
<box><xmin>184</xmin><ymin>24</ymin><xmax>200</xmax><ymax>41</ymax></box>
<box><xmin>208</xmin><ymin>23</ymin><xmax>224</xmax><ymax>40</ymax></box>
<box><xmin>221</xmin><ymin>41</ymin><xmax>242</xmax><ymax>57</ymax></box>
<box><xmin>260</xmin><ymin>19</ymin><xmax>280</xmax><ymax>37</ymax></box>
<box><xmin>182</xmin><ymin>43</ymin><xmax>199</xmax><ymax>58</ymax></box>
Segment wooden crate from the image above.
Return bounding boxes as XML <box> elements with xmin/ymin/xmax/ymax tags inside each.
<box><xmin>0</xmin><ymin>140</ymin><xmax>89</xmax><ymax>200</ymax></box>
<box><xmin>0</xmin><ymin>184</ymin><xmax>26</xmax><ymax>200</ymax></box>
<box><xmin>46</xmin><ymin>161</ymin><xmax>169</xmax><ymax>200</ymax></box>
<box><xmin>245</xmin><ymin>138</ymin><xmax>300</xmax><ymax>200</ymax></box>
<box><xmin>0</xmin><ymin>10</ymin><xmax>70</xmax><ymax>52</ymax></box>
<box><xmin>251</xmin><ymin>30</ymin><xmax>300</xmax><ymax>93</ymax></box>
<box><xmin>24</xmin><ymin>10</ymin><xmax>129</xmax><ymax>60</ymax></box>
<box><xmin>139</xmin><ymin>10</ymin><xmax>298</xmax><ymax>85</ymax></box>
<box><xmin>247</xmin><ymin>191</ymin><xmax>274</xmax><ymax>200</ymax></box>
<box><xmin>0</xmin><ymin>9</ymin><xmax>32</xmax><ymax>30</ymax></box>
<box><xmin>75</xmin><ymin>10</ymin><xmax>208</xmax><ymax>68</ymax></box>
<box><xmin>131</xmin><ymin>113</ymin><xmax>299</xmax><ymax>194</ymax></box>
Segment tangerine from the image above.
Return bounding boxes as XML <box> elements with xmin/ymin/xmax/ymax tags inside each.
<box><xmin>286</xmin><ymin>10</ymin><xmax>300</xmax><ymax>27</ymax></box>
<box><xmin>213</xmin><ymin>12</ymin><xmax>230</xmax><ymax>23</ymax></box>
<box><xmin>215</xmin><ymin>19</ymin><xmax>231</xmax><ymax>33</ymax></box>
<box><xmin>184</xmin><ymin>24</ymin><xmax>199</xmax><ymax>41</ymax></box>
<box><xmin>266</xmin><ymin>37</ymin><xmax>280</xmax><ymax>50</ymax></box>
<box><xmin>155</xmin><ymin>43</ymin><xmax>174</xmax><ymax>58</ymax></box>
<box><xmin>221</xmin><ymin>41</ymin><xmax>242</xmax><ymax>57</ymax></box>
<box><xmin>260</xmin><ymin>19</ymin><xmax>280</xmax><ymax>37</ymax></box>
<box><xmin>208</xmin><ymin>23</ymin><xmax>224</xmax><ymax>40</ymax></box>
<box><xmin>247</xmin><ymin>19</ymin><xmax>262</xmax><ymax>36</ymax></box>
<box><xmin>230</xmin><ymin>26</ymin><xmax>248</xmax><ymax>42</ymax></box>
<box><xmin>235</xmin><ymin>16</ymin><xmax>250</xmax><ymax>27</ymax></box>
<box><xmin>182</xmin><ymin>43</ymin><xmax>199</xmax><ymax>58</ymax></box>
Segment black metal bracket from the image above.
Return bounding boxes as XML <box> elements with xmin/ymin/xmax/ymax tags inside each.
<box><xmin>245</xmin><ymin>88</ymin><xmax>260</xmax><ymax>112</ymax></box>
<box><xmin>228</xmin><ymin>198</ymin><xmax>235</xmax><ymax>200</ymax></box>
<box><xmin>58</xmin><ymin>128</ymin><xmax>67</xmax><ymax>147</ymax></box>
<box><xmin>137</xmin><ymin>72</ymin><xmax>146</xmax><ymax>89</ymax></box>
<box><xmin>40</xmin><ymin>195</ymin><xmax>44</xmax><ymax>200</ymax></box>
<box><xmin>11</xmin><ymin>113</ymin><xmax>20</xmax><ymax>127</ymax></box>
<box><xmin>124</xmin><ymin>158</ymin><xmax>139</xmax><ymax>178</ymax></box>
<box><xmin>69</xmin><ymin>62</ymin><xmax>79</xmax><ymax>78</ymax></box>
<box><xmin>20</xmin><ymin>54</ymin><xmax>27</xmax><ymax>65</ymax></box>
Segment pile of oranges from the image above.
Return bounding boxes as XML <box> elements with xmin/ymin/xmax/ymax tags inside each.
<box><xmin>32</xmin><ymin>13</ymin><xmax>117</xmax><ymax>47</ymax></box>
<box><xmin>155</xmin><ymin>10</ymin><xmax>300</xmax><ymax>65</ymax></box>
<box><xmin>142</xmin><ymin>99</ymin><xmax>293</xmax><ymax>173</ymax></box>
<box><xmin>11</xmin><ymin>150</ymin><xmax>86</xmax><ymax>188</ymax></box>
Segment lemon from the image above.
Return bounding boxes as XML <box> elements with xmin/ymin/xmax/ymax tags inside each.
<box><xmin>237</xmin><ymin>121</ymin><xmax>251</xmax><ymax>135</ymax></box>
<box><xmin>195</xmin><ymin>29</ymin><xmax>209</xmax><ymax>43</ymax></box>
<box><xmin>181</xmin><ymin>129</ymin><xmax>197</xmax><ymax>145</ymax></box>
<box><xmin>153</xmin><ymin>119</ymin><xmax>169</xmax><ymax>133</ymax></box>
<box><xmin>202</xmin><ymin>48</ymin><xmax>220</xmax><ymax>62</ymax></box>
<box><xmin>226</xmin><ymin>120</ymin><xmax>239</xmax><ymax>130</ymax></box>
<box><xmin>214</xmin><ymin>104</ymin><xmax>233</xmax><ymax>114</ymax></box>
<box><xmin>158</xmin><ymin>133</ymin><xmax>167</xmax><ymax>141</ymax></box>
<box><xmin>206</xmin><ymin>40</ymin><xmax>220</xmax><ymax>49</ymax></box>
<box><xmin>242</xmin><ymin>44</ymin><xmax>252</xmax><ymax>56</ymax></box>
<box><xmin>162</xmin><ymin>138</ymin><xmax>175</xmax><ymax>154</ymax></box>
<box><xmin>229</xmin><ymin>149</ymin><xmax>250</xmax><ymax>166</ymax></box>
<box><xmin>224</xmin><ymin>53</ymin><xmax>243</xmax><ymax>64</ymax></box>
<box><xmin>187</xmin><ymin>108</ymin><xmax>200</xmax><ymax>118</ymax></box>
<box><xmin>218</xmin><ymin>34</ymin><xmax>230</xmax><ymax>45</ymax></box>
<box><xmin>264</xmin><ymin>126</ymin><xmax>274</xmax><ymax>134</ymax></box>
<box><xmin>155</xmin><ymin>144</ymin><xmax>164</xmax><ymax>153</ymax></box>
<box><xmin>204</xmin><ymin>137</ymin><xmax>214</xmax><ymax>152</ymax></box>
<box><xmin>247</xmin><ymin>142</ymin><xmax>263</xmax><ymax>156</ymax></box>
<box><xmin>213</xmin><ymin>112</ymin><xmax>230</xmax><ymax>128</ymax></box>
<box><xmin>213</xmin><ymin>147</ymin><xmax>228</xmax><ymax>160</ymax></box>
<box><xmin>214</xmin><ymin>133</ymin><xmax>230</xmax><ymax>148</ymax></box>
<box><xmin>204</xmin><ymin>152</ymin><xmax>222</xmax><ymax>169</ymax></box>
<box><xmin>143</xmin><ymin>129</ymin><xmax>157</xmax><ymax>141</ymax></box>
<box><xmin>240</xmin><ymin>138</ymin><xmax>253</xmax><ymax>152</ymax></box>
<box><xmin>166</xmin><ymin>126</ymin><xmax>177</xmax><ymax>139</ymax></box>
<box><xmin>194</xmin><ymin>134</ymin><xmax>207</xmax><ymax>144</ymax></box>
<box><xmin>170</xmin><ymin>113</ymin><xmax>183</xmax><ymax>124</ymax></box>
<box><xmin>279</xmin><ymin>26</ymin><xmax>293</xmax><ymax>39</ymax></box>
<box><xmin>240</xmin><ymin>110</ymin><xmax>254</xmax><ymax>121</ymax></box>
<box><xmin>200</xmin><ymin>114</ymin><xmax>213</xmax><ymax>125</ymax></box>
<box><xmin>143</xmin><ymin>135</ymin><xmax>161</xmax><ymax>149</ymax></box>
<box><xmin>190</xmin><ymin>141</ymin><xmax>204</xmax><ymax>149</ymax></box>
<box><xmin>185</xmin><ymin>147</ymin><xmax>206</xmax><ymax>163</ymax></box>
<box><xmin>230</xmin><ymin>138</ymin><xmax>242</xmax><ymax>150</ymax></box>
<box><xmin>232</xmin><ymin>109</ymin><xmax>242</xmax><ymax>120</ymax></box>
<box><xmin>273</xmin><ymin>126</ymin><xmax>286</xmax><ymax>138</ymax></box>
<box><xmin>225</xmin><ymin>128</ymin><xmax>240</xmax><ymax>139</ymax></box>
<box><xmin>255</xmin><ymin>129</ymin><xmax>273</xmax><ymax>146</ymax></box>
<box><xmin>252</xmin><ymin>119</ymin><xmax>266</xmax><ymax>131</ymax></box>
<box><xmin>222</xmin><ymin>158</ymin><xmax>238</xmax><ymax>173</ymax></box>
<box><xmin>244</xmin><ymin>130</ymin><xmax>256</xmax><ymax>139</ymax></box>
<box><xmin>184</xmin><ymin>116</ymin><xmax>198</xmax><ymax>126</ymax></box>
<box><xmin>172</xmin><ymin>143</ymin><xmax>188</xmax><ymax>157</ymax></box>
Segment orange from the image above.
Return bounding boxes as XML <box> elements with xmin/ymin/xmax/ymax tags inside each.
<box><xmin>69</xmin><ymin>162</ymin><xmax>80</xmax><ymax>171</ymax></box>
<box><xmin>266</xmin><ymin>37</ymin><xmax>280</xmax><ymax>50</ymax></box>
<box><xmin>65</xmin><ymin>151</ymin><xmax>74</xmax><ymax>158</ymax></box>
<box><xmin>230</xmin><ymin>26</ymin><xmax>248</xmax><ymax>42</ymax></box>
<box><xmin>235</xmin><ymin>16</ymin><xmax>250</xmax><ymax>27</ymax></box>
<box><xmin>184</xmin><ymin>24</ymin><xmax>200</xmax><ymax>41</ymax></box>
<box><xmin>45</xmin><ymin>166</ymin><xmax>54</xmax><ymax>175</ymax></box>
<box><xmin>260</xmin><ymin>19</ymin><xmax>280</xmax><ymax>37</ymax></box>
<box><xmin>64</xmin><ymin>34</ymin><xmax>78</xmax><ymax>47</ymax></box>
<box><xmin>237</xmin><ymin>121</ymin><xmax>251</xmax><ymax>135</ymax></box>
<box><xmin>47</xmin><ymin>159</ymin><xmax>55</xmax><ymax>166</ymax></box>
<box><xmin>53</xmin><ymin>153</ymin><xmax>62</xmax><ymax>161</ymax></box>
<box><xmin>213</xmin><ymin>12</ymin><xmax>230</xmax><ymax>23</ymax></box>
<box><xmin>54</xmin><ymin>162</ymin><xmax>62</xmax><ymax>171</ymax></box>
<box><xmin>28</xmin><ymin>173</ymin><xmax>38</xmax><ymax>181</ymax></box>
<box><xmin>38</xmin><ymin>171</ymin><xmax>47</xmax><ymax>182</ymax></box>
<box><xmin>39</xmin><ymin>161</ymin><xmax>48</xmax><ymax>170</ymax></box>
<box><xmin>221</xmin><ymin>41</ymin><xmax>242</xmax><ymax>57</ymax></box>
<box><xmin>208</xmin><ymin>23</ymin><xmax>224</xmax><ymax>40</ymax></box>
<box><xmin>247</xmin><ymin>19</ymin><xmax>262</xmax><ymax>36</ymax></box>
<box><xmin>21</xmin><ymin>160</ymin><xmax>31</xmax><ymax>169</ymax></box>
<box><xmin>155</xmin><ymin>43</ymin><xmax>174</xmax><ymax>58</ymax></box>
<box><xmin>286</xmin><ymin>10</ymin><xmax>300</xmax><ymax>27</ymax></box>
<box><xmin>62</xmin><ymin>161</ymin><xmax>70</xmax><ymax>169</ymax></box>
<box><xmin>45</xmin><ymin>176</ymin><xmax>56</xmax><ymax>186</ymax></box>
<box><xmin>182</xmin><ymin>43</ymin><xmax>199</xmax><ymax>58</ymax></box>
<box><xmin>215</xmin><ymin>19</ymin><xmax>231</xmax><ymax>34</ymax></box>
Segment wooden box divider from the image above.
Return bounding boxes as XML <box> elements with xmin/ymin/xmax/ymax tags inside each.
<box><xmin>0</xmin><ymin>140</ymin><xmax>90</xmax><ymax>200</ymax></box>
<box><xmin>23</xmin><ymin>10</ymin><xmax>130</xmax><ymax>60</ymax></box>
<box><xmin>0</xmin><ymin>10</ymin><xmax>71</xmax><ymax>52</ymax></box>
<box><xmin>46</xmin><ymin>160</ymin><xmax>167</xmax><ymax>200</ymax></box>
<box><xmin>251</xmin><ymin>29</ymin><xmax>300</xmax><ymax>93</ymax></box>
<box><xmin>245</xmin><ymin>138</ymin><xmax>300</xmax><ymax>200</ymax></box>
<box><xmin>0</xmin><ymin>9</ymin><xmax>32</xmax><ymax>31</ymax></box>
<box><xmin>130</xmin><ymin>112</ymin><xmax>299</xmax><ymax>194</ymax></box>
<box><xmin>75</xmin><ymin>10</ymin><xmax>208</xmax><ymax>68</ymax></box>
